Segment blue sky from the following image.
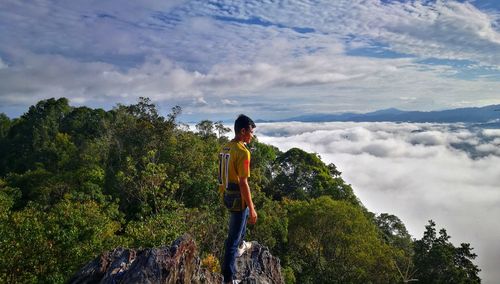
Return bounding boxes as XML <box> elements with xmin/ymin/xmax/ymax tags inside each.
<box><xmin>1</xmin><ymin>0</ymin><xmax>500</xmax><ymax>121</ymax></box>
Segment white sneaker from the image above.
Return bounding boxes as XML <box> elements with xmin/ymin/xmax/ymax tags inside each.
<box><xmin>237</xmin><ymin>241</ymin><xmax>252</xmax><ymax>257</ymax></box>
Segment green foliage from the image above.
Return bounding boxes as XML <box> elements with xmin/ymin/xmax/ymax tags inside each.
<box><xmin>0</xmin><ymin>98</ymin><xmax>481</xmax><ymax>283</ymax></box>
<box><xmin>413</xmin><ymin>220</ymin><xmax>481</xmax><ymax>283</ymax></box>
<box><xmin>1</xmin><ymin>98</ymin><xmax>72</xmax><ymax>174</ymax></box>
<box><xmin>165</xmin><ymin>130</ymin><xmax>220</xmax><ymax>208</ymax></box>
<box><xmin>214</xmin><ymin>121</ymin><xmax>231</xmax><ymax>138</ymax></box>
<box><xmin>182</xmin><ymin>205</ymin><xmax>228</xmax><ymax>260</ymax></box>
<box><xmin>124</xmin><ymin>209</ymin><xmax>188</xmax><ymax>248</ymax></box>
<box><xmin>0</xmin><ymin>180</ymin><xmax>21</xmax><ymax>219</ymax></box>
<box><xmin>268</xmin><ymin>148</ymin><xmax>359</xmax><ymax>205</ymax></box>
<box><xmin>103</xmin><ymin>100</ymin><xmax>182</xmax><ymax>218</ymax></box>
<box><xmin>248</xmin><ymin>139</ymin><xmax>280</xmax><ymax>192</ymax></box>
<box><xmin>116</xmin><ymin>150</ymin><xmax>179</xmax><ymax>218</ymax></box>
<box><xmin>0</xmin><ymin>197</ymin><xmax>121</xmax><ymax>283</ymax></box>
<box><xmin>5</xmin><ymin>168</ymin><xmax>51</xmax><ymax>206</ymax></box>
<box><xmin>282</xmin><ymin>266</ymin><xmax>296</xmax><ymax>284</ymax></box>
<box><xmin>60</xmin><ymin>106</ymin><xmax>109</xmax><ymax>146</ymax></box>
<box><xmin>376</xmin><ymin>213</ymin><xmax>412</xmax><ymax>251</ymax></box>
<box><xmin>286</xmin><ymin>196</ymin><xmax>398</xmax><ymax>283</ymax></box>
<box><xmin>0</xmin><ymin>114</ymin><xmax>12</xmax><ymax>174</ymax></box>
<box><xmin>0</xmin><ymin>113</ymin><xmax>11</xmax><ymax>139</ymax></box>
<box><xmin>196</xmin><ymin>120</ymin><xmax>216</xmax><ymax>138</ymax></box>
<box><xmin>124</xmin><ymin>205</ymin><xmax>229</xmax><ymax>261</ymax></box>
<box><xmin>375</xmin><ymin>213</ymin><xmax>416</xmax><ymax>282</ymax></box>
<box><xmin>247</xmin><ymin>192</ymin><xmax>288</xmax><ymax>253</ymax></box>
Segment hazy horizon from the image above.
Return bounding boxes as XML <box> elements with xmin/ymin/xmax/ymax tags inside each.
<box><xmin>4</xmin><ymin>99</ymin><xmax>500</xmax><ymax>125</ymax></box>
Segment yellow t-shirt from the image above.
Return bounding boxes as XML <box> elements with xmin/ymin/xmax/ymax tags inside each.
<box><xmin>218</xmin><ymin>140</ymin><xmax>251</xmax><ymax>208</ymax></box>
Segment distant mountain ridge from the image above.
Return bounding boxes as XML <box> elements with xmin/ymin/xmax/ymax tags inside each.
<box><xmin>272</xmin><ymin>104</ymin><xmax>500</xmax><ymax>124</ymax></box>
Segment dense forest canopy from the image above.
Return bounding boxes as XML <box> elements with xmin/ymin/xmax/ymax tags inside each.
<box><xmin>0</xmin><ymin>98</ymin><xmax>480</xmax><ymax>283</ymax></box>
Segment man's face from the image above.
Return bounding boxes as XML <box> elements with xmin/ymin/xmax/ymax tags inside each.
<box><xmin>241</xmin><ymin>127</ymin><xmax>255</xmax><ymax>144</ymax></box>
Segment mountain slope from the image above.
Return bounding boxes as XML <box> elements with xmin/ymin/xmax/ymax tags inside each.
<box><xmin>281</xmin><ymin>105</ymin><xmax>500</xmax><ymax>123</ymax></box>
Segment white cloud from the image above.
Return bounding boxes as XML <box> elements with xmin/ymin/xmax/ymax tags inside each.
<box><xmin>1</xmin><ymin>0</ymin><xmax>500</xmax><ymax>120</ymax></box>
<box><xmin>476</xmin><ymin>143</ymin><xmax>500</xmax><ymax>155</ymax></box>
<box><xmin>192</xmin><ymin>96</ymin><xmax>208</xmax><ymax>107</ymax></box>
<box><xmin>482</xmin><ymin>128</ymin><xmax>500</xmax><ymax>137</ymax></box>
<box><xmin>256</xmin><ymin>121</ymin><xmax>500</xmax><ymax>283</ymax></box>
<box><xmin>0</xmin><ymin>58</ymin><xmax>6</xmax><ymax>69</ymax></box>
<box><xmin>407</xmin><ymin>131</ymin><xmax>447</xmax><ymax>146</ymax></box>
<box><xmin>5</xmin><ymin>46</ymin><xmax>498</xmax><ymax>119</ymax></box>
<box><xmin>187</xmin><ymin>0</ymin><xmax>500</xmax><ymax>66</ymax></box>
<box><xmin>221</xmin><ymin>98</ymin><xmax>237</xmax><ymax>105</ymax></box>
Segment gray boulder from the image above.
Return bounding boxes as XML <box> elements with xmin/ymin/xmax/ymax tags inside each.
<box><xmin>69</xmin><ymin>235</ymin><xmax>283</xmax><ymax>284</ymax></box>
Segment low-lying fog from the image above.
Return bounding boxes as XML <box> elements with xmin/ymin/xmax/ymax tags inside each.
<box><xmin>256</xmin><ymin>121</ymin><xmax>500</xmax><ymax>283</ymax></box>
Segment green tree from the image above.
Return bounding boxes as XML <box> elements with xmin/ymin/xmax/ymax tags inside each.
<box><xmin>1</xmin><ymin>98</ymin><xmax>72</xmax><ymax>174</ymax></box>
<box><xmin>124</xmin><ymin>205</ymin><xmax>229</xmax><ymax>262</ymax></box>
<box><xmin>375</xmin><ymin>213</ymin><xmax>416</xmax><ymax>282</ymax></box>
<box><xmin>269</xmin><ymin>148</ymin><xmax>358</xmax><ymax>205</ymax></box>
<box><xmin>248</xmin><ymin>139</ymin><xmax>280</xmax><ymax>193</ymax></box>
<box><xmin>286</xmin><ymin>196</ymin><xmax>397</xmax><ymax>283</ymax></box>
<box><xmin>104</xmin><ymin>100</ymin><xmax>181</xmax><ymax>215</ymax></box>
<box><xmin>0</xmin><ymin>113</ymin><xmax>11</xmax><ymax>139</ymax></box>
<box><xmin>247</xmin><ymin>192</ymin><xmax>288</xmax><ymax>254</ymax></box>
<box><xmin>196</xmin><ymin>120</ymin><xmax>216</xmax><ymax>138</ymax></box>
<box><xmin>4</xmin><ymin>168</ymin><xmax>52</xmax><ymax>208</ymax></box>
<box><xmin>166</xmin><ymin>129</ymin><xmax>220</xmax><ymax>208</ymax></box>
<box><xmin>124</xmin><ymin>97</ymin><xmax>163</xmax><ymax>124</ymax></box>
<box><xmin>124</xmin><ymin>208</ymin><xmax>188</xmax><ymax>248</ymax></box>
<box><xmin>214</xmin><ymin>121</ymin><xmax>231</xmax><ymax>139</ymax></box>
<box><xmin>60</xmin><ymin>106</ymin><xmax>110</xmax><ymax>147</ymax></box>
<box><xmin>0</xmin><ymin>197</ymin><xmax>121</xmax><ymax>283</ymax></box>
<box><xmin>181</xmin><ymin>205</ymin><xmax>229</xmax><ymax>260</ymax></box>
<box><xmin>0</xmin><ymin>113</ymin><xmax>13</xmax><ymax>175</ymax></box>
<box><xmin>3</xmin><ymin>132</ymin><xmax>80</xmax><ymax>208</ymax></box>
<box><xmin>413</xmin><ymin>220</ymin><xmax>481</xmax><ymax>283</ymax></box>
<box><xmin>116</xmin><ymin>150</ymin><xmax>179</xmax><ymax>218</ymax></box>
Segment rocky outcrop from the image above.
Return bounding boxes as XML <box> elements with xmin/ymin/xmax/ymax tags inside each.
<box><xmin>69</xmin><ymin>234</ymin><xmax>283</xmax><ymax>284</ymax></box>
<box><xmin>233</xmin><ymin>241</ymin><xmax>283</xmax><ymax>284</ymax></box>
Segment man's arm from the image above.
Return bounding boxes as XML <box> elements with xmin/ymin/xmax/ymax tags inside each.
<box><xmin>239</xmin><ymin>177</ymin><xmax>257</xmax><ymax>224</ymax></box>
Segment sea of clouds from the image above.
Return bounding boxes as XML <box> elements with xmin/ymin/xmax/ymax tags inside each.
<box><xmin>255</xmin><ymin>121</ymin><xmax>500</xmax><ymax>283</ymax></box>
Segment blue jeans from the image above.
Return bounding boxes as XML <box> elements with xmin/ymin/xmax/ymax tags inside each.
<box><xmin>222</xmin><ymin>207</ymin><xmax>249</xmax><ymax>282</ymax></box>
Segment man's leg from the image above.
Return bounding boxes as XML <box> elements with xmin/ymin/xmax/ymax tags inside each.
<box><xmin>237</xmin><ymin>207</ymin><xmax>249</xmax><ymax>248</ymax></box>
<box><xmin>222</xmin><ymin>208</ymin><xmax>249</xmax><ymax>283</ymax></box>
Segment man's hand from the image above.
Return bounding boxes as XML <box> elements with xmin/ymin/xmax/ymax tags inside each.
<box><xmin>239</xmin><ymin>176</ymin><xmax>257</xmax><ymax>224</ymax></box>
<box><xmin>248</xmin><ymin>207</ymin><xmax>258</xmax><ymax>224</ymax></box>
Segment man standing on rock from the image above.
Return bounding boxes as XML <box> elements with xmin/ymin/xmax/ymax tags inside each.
<box><xmin>218</xmin><ymin>114</ymin><xmax>257</xmax><ymax>284</ymax></box>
